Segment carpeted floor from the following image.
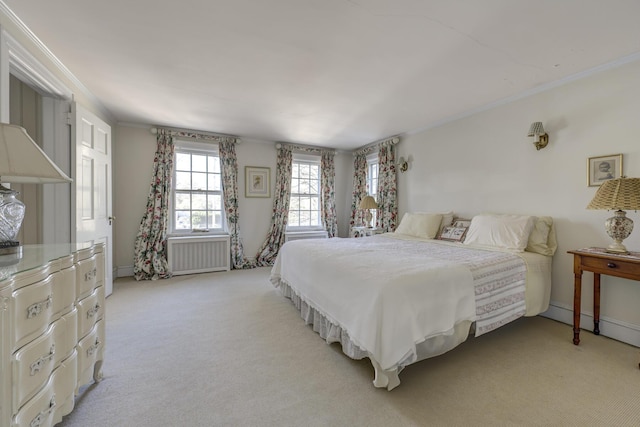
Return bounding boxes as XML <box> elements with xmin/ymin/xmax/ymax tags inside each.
<box><xmin>58</xmin><ymin>267</ymin><xmax>640</xmax><ymax>427</ymax></box>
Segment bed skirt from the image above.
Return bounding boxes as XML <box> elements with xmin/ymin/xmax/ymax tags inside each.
<box><xmin>274</xmin><ymin>278</ymin><xmax>474</xmax><ymax>390</ymax></box>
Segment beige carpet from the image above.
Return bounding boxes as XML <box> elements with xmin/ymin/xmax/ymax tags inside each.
<box><xmin>58</xmin><ymin>267</ymin><xmax>640</xmax><ymax>427</ymax></box>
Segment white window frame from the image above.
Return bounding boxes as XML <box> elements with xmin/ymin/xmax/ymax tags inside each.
<box><xmin>366</xmin><ymin>153</ymin><xmax>379</xmax><ymax>227</ymax></box>
<box><xmin>287</xmin><ymin>153</ymin><xmax>324</xmax><ymax>231</ymax></box>
<box><xmin>170</xmin><ymin>139</ymin><xmax>226</xmax><ymax>235</ymax></box>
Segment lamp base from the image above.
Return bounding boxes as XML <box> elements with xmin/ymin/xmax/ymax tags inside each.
<box><xmin>0</xmin><ymin>243</ymin><xmax>22</xmax><ymax>266</ymax></box>
<box><xmin>604</xmin><ymin>210</ymin><xmax>633</xmax><ymax>254</ymax></box>
<box><xmin>1</xmin><ymin>185</ymin><xmax>26</xmax><ymax>244</ymax></box>
<box><xmin>605</xmin><ymin>244</ymin><xmax>629</xmax><ymax>254</ymax></box>
<box><xmin>0</xmin><ymin>240</ymin><xmax>21</xmax><ymax>254</ymax></box>
<box><xmin>365</xmin><ymin>210</ymin><xmax>373</xmax><ymax>228</ymax></box>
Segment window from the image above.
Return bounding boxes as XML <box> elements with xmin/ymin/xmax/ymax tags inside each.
<box><xmin>367</xmin><ymin>155</ymin><xmax>379</xmax><ymax>226</ymax></box>
<box><xmin>172</xmin><ymin>140</ymin><xmax>224</xmax><ymax>233</ymax></box>
<box><xmin>367</xmin><ymin>157</ymin><xmax>378</xmax><ymax>199</ymax></box>
<box><xmin>288</xmin><ymin>155</ymin><xmax>322</xmax><ymax>229</ymax></box>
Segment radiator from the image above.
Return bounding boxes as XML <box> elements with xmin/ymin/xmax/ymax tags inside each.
<box><xmin>167</xmin><ymin>235</ymin><xmax>230</xmax><ymax>275</ymax></box>
<box><xmin>285</xmin><ymin>230</ymin><xmax>329</xmax><ymax>242</ymax></box>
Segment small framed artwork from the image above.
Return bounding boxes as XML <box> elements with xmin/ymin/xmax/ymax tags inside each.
<box><xmin>438</xmin><ymin>226</ymin><xmax>468</xmax><ymax>242</ymax></box>
<box><xmin>452</xmin><ymin>219</ymin><xmax>471</xmax><ymax>228</ymax></box>
<box><xmin>588</xmin><ymin>154</ymin><xmax>622</xmax><ymax>187</ymax></box>
<box><xmin>245</xmin><ymin>166</ymin><xmax>271</xmax><ymax>198</ymax></box>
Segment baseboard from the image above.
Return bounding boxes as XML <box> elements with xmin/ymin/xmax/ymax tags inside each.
<box><xmin>117</xmin><ymin>265</ymin><xmax>134</xmax><ymax>278</ymax></box>
<box><xmin>542</xmin><ymin>301</ymin><xmax>640</xmax><ymax>347</ymax></box>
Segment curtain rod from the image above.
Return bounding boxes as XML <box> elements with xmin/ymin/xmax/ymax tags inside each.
<box><xmin>275</xmin><ymin>142</ymin><xmax>336</xmax><ymax>154</ymax></box>
<box><xmin>150</xmin><ymin>126</ymin><xmax>238</xmax><ymax>144</ymax></box>
<box><xmin>353</xmin><ymin>136</ymin><xmax>400</xmax><ymax>156</ymax></box>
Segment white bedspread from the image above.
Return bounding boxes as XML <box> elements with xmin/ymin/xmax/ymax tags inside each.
<box><xmin>270</xmin><ymin>234</ymin><xmax>527</xmax><ymax>372</ymax></box>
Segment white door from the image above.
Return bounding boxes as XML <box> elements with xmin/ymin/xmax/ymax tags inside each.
<box><xmin>72</xmin><ymin>102</ymin><xmax>113</xmax><ymax>296</ymax></box>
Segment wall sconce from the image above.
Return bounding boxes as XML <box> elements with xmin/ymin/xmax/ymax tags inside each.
<box><xmin>397</xmin><ymin>156</ymin><xmax>409</xmax><ymax>173</ymax></box>
<box><xmin>527</xmin><ymin>122</ymin><xmax>549</xmax><ymax>150</ymax></box>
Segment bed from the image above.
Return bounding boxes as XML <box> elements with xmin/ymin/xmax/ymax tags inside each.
<box><xmin>270</xmin><ymin>212</ymin><xmax>556</xmax><ymax>390</ymax></box>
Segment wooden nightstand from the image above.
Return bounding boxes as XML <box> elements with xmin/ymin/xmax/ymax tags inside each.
<box><xmin>350</xmin><ymin>227</ymin><xmax>384</xmax><ymax>238</ymax></box>
<box><xmin>567</xmin><ymin>248</ymin><xmax>640</xmax><ymax>350</ymax></box>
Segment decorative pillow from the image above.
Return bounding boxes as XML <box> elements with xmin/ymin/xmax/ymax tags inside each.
<box><xmin>395</xmin><ymin>212</ymin><xmax>444</xmax><ymax>239</ymax></box>
<box><xmin>417</xmin><ymin>210</ymin><xmax>454</xmax><ymax>231</ymax></box>
<box><xmin>525</xmin><ymin>216</ymin><xmax>558</xmax><ymax>256</ymax></box>
<box><xmin>463</xmin><ymin>214</ymin><xmax>536</xmax><ymax>252</ymax></box>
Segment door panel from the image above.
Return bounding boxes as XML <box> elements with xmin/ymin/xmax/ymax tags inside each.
<box><xmin>73</xmin><ymin>103</ymin><xmax>113</xmax><ymax>296</ymax></box>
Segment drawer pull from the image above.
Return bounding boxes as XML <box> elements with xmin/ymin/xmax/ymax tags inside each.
<box><xmin>30</xmin><ymin>395</ymin><xmax>56</xmax><ymax>427</ymax></box>
<box><xmin>27</xmin><ymin>295</ymin><xmax>53</xmax><ymax>319</ymax></box>
<box><xmin>87</xmin><ymin>337</ymin><xmax>101</xmax><ymax>357</ymax></box>
<box><xmin>84</xmin><ymin>267</ymin><xmax>97</xmax><ymax>282</ymax></box>
<box><xmin>607</xmin><ymin>263</ymin><xmax>616</xmax><ymax>268</ymax></box>
<box><xmin>87</xmin><ymin>302</ymin><xmax>101</xmax><ymax>318</ymax></box>
<box><xmin>30</xmin><ymin>344</ymin><xmax>56</xmax><ymax>376</ymax></box>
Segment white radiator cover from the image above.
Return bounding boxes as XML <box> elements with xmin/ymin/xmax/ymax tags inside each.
<box><xmin>285</xmin><ymin>230</ymin><xmax>329</xmax><ymax>242</ymax></box>
<box><xmin>167</xmin><ymin>235</ymin><xmax>231</xmax><ymax>275</ymax></box>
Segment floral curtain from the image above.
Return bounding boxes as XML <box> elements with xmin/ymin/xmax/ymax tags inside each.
<box><xmin>255</xmin><ymin>145</ymin><xmax>293</xmax><ymax>266</ymax></box>
<box><xmin>376</xmin><ymin>143</ymin><xmax>398</xmax><ymax>232</ymax></box>
<box><xmin>349</xmin><ymin>152</ymin><xmax>368</xmax><ymax>231</ymax></box>
<box><xmin>219</xmin><ymin>140</ymin><xmax>255</xmax><ymax>269</ymax></box>
<box><xmin>321</xmin><ymin>150</ymin><xmax>338</xmax><ymax>238</ymax></box>
<box><xmin>133</xmin><ymin>129</ymin><xmax>174</xmax><ymax>280</ymax></box>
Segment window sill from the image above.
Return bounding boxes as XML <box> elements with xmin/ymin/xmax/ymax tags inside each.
<box><xmin>168</xmin><ymin>231</ymin><xmax>229</xmax><ymax>238</ymax></box>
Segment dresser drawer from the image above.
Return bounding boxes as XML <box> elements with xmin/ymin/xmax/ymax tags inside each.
<box><xmin>77</xmin><ymin>285</ymin><xmax>104</xmax><ymax>340</ymax></box>
<box><xmin>13</xmin><ymin>309</ymin><xmax>78</xmax><ymax>414</ymax></box>
<box><xmin>52</xmin><ymin>310</ymin><xmax>78</xmax><ymax>367</ymax></box>
<box><xmin>77</xmin><ymin>319</ymin><xmax>105</xmax><ymax>387</ymax></box>
<box><xmin>76</xmin><ymin>255</ymin><xmax>98</xmax><ymax>300</ymax></box>
<box><xmin>13</xmin><ymin>351</ymin><xmax>77</xmax><ymax>427</ymax></box>
<box><xmin>12</xmin><ymin>275</ymin><xmax>55</xmax><ymax>350</ymax></box>
<box><xmin>13</xmin><ymin>326</ymin><xmax>56</xmax><ymax>412</ymax></box>
<box><xmin>51</xmin><ymin>265</ymin><xmax>76</xmax><ymax>318</ymax></box>
<box><xmin>581</xmin><ymin>255</ymin><xmax>640</xmax><ymax>278</ymax></box>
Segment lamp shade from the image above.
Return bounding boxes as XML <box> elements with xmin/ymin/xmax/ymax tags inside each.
<box><xmin>527</xmin><ymin>122</ymin><xmax>545</xmax><ymax>137</ymax></box>
<box><xmin>0</xmin><ymin>123</ymin><xmax>71</xmax><ymax>183</ymax></box>
<box><xmin>359</xmin><ymin>195</ymin><xmax>378</xmax><ymax>210</ymax></box>
<box><xmin>587</xmin><ymin>178</ymin><xmax>640</xmax><ymax>210</ymax></box>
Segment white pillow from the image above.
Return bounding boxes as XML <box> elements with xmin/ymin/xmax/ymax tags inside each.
<box><xmin>395</xmin><ymin>212</ymin><xmax>444</xmax><ymax>239</ymax></box>
<box><xmin>417</xmin><ymin>210</ymin><xmax>454</xmax><ymax>230</ymax></box>
<box><xmin>525</xmin><ymin>216</ymin><xmax>557</xmax><ymax>256</ymax></box>
<box><xmin>463</xmin><ymin>214</ymin><xmax>536</xmax><ymax>252</ymax></box>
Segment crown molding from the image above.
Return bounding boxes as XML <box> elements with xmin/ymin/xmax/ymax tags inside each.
<box><xmin>0</xmin><ymin>1</ymin><xmax>114</xmax><ymax>121</ymax></box>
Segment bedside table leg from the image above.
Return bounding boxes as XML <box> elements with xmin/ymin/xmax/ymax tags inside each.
<box><xmin>593</xmin><ymin>273</ymin><xmax>601</xmax><ymax>335</ymax></box>
<box><xmin>573</xmin><ymin>271</ymin><xmax>582</xmax><ymax>345</ymax></box>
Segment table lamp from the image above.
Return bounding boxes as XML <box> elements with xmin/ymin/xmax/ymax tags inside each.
<box><xmin>0</xmin><ymin>123</ymin><xmax>72</xmax><ymax>258</ymax></box>
<box><xmin>359</xmin><ymin>195</ymin><xmax>378</xmax><ymax>228</ymax></box>
<box><xmin>587</xmin><ymin>177</ymin><xmax>640</xmax><ymax>253</ymax></box>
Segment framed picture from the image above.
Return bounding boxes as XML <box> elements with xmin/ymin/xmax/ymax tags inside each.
<box><xmin>438</xmin><ymin>226</ymin><xmax>468</xmax><ymax>242</ymax></box>
<box><xmin>452</xmin><ymin>219</ymin><xmax>471</xmax><ymax>228</ymax></box>
<box><xmin>588</xmin><ymin>154</ymin><xmax>622</xmax><ymax>187</ymax></box>
<box><xmin>245</xmin><ymin>166</ymin><xmax>271</xmax><ymax>197</ymax></box>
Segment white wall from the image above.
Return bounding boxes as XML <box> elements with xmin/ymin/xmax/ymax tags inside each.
<box><xmin>395</xmin><ymin>59</ymin><xmax>640</xmax><ymax>346</ymax></box>
<box><xmin>113</xmin><ymin>128</ymin><xmax>353</xmax><ymax>274</ymax></box>
<box><xmin>111</xmin><ymin>48</ymin><xmax>640</xmax><ymax>348</ymax></box>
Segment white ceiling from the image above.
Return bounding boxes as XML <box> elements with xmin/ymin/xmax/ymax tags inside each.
<box><xmin>4</xmin><ymin>0</ymin><xmax>640</xmax><ymax>150</ymax></box>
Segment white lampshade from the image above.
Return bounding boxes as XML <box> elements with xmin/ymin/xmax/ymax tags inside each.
<box><xmin>359</xmin><ymin>195</ymin><xmax>378</xmax><ymax>210</ymax></box>
<box><xmin>527</xmin><ymin>122</ymin><xmax>545</xmax><ymax>138</ymax></box>
<box><xmin>0</xmin><ymin>123</ymin><xmax>71</xmax><ymax>183</ymax></box>
<box><xmin>0</xmin><ymin>123</ymin><xmax>72</xmax><ymax>257</ymax></box>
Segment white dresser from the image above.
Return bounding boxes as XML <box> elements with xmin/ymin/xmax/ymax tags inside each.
<box><xmin>0</xmin><ymin>243</ymin><xmax>105</xmax><ymax>427</ymax></box>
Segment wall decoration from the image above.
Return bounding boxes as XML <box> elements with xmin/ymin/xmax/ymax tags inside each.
<box><xmin>245</xmin><ymin>166</ymin><xmax>271</xmax><ymax>197</ymax></box>
<box><xmin>588</xmin><ymin>154</ymin><xmax>622</xmax><ymax>187</ymax></box>
<box><xmin>452</xmin><ymin>219</ymin><xmax>471</xmax><ymax>228</ymax></box>
<box><xmin>438</xmin><ymin>226</ymin><xmax>468</xmax><ymax>242</ymax></box>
